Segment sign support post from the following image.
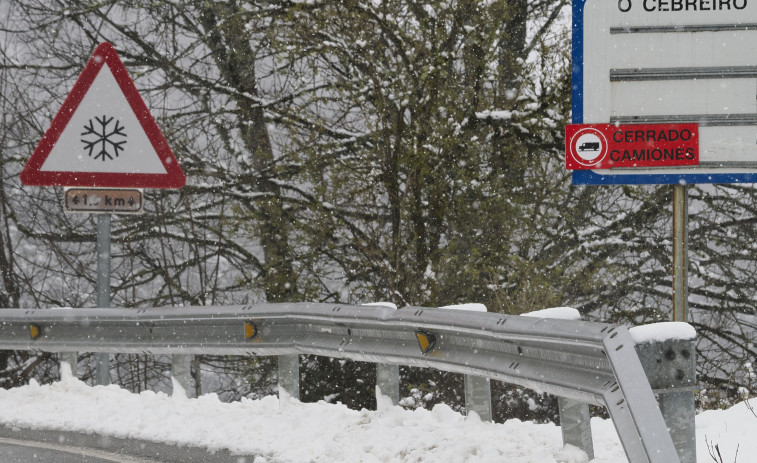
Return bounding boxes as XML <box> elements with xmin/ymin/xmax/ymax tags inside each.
<box><xmin>95</xmin><ymin>214</ymin><xmax>111</xmax><ymax>386</ymax></box>
<box><xmin>20</xmin><ymin>42</ymin><xmax>186</xmax><ymax>384</ymax></box>
<box><xmin>672</xmin><ymin>185</ymin><xmax>689</xmax><ymax>322</ymax></box>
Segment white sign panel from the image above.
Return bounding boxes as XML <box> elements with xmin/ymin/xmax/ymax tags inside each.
<box><xmin>573</xmin><ymin>0</ymin><xmax>757</xmax><ymax>184</ymax></box>
<box><xmin>41</xmin><ymin>65</ymin><xmax>168</xmax><ymax>174</ymax></box>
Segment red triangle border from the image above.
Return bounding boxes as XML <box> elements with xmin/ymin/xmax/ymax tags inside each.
<box><xmin>20</xmin><ymin>42</ymin><xmax>186</xmax><ymax>189</ymax></box>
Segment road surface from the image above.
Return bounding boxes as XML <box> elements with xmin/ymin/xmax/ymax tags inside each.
<box><xmin>0</xmin><ymin>436</ymin><xmax>156</xmax><ymax>462</ymax></box>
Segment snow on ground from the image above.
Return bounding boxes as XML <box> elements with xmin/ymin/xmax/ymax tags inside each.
<box><xmin>0</xmin><ymin>367</ymin><xmax>754</xmax><ymax>463</ymax></box>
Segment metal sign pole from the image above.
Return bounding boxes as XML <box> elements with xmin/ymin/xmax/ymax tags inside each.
<box><xmin>672</xmin><ymin>184</ymin><xmax>689</xmax><ymax>322</ymax></box>
<box><xmin>95</xmin><ymin>214</ymin><xmax>111</xmax><ymax>385</ymax></box>
<box><xmin>17</xmin><ymin>42</ymin><xmax>185</xmax><ymax>384</ymax></box>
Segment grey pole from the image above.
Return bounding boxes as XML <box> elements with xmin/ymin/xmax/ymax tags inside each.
<box><xmin>672</xmin><ymin>184</ymin><xmax>689</xmax><ymax>322</ymax></box>
<box><xmin>95</xmin><ymin>214</ymin><xmax>111</xmax><ymax>386</ymax></box>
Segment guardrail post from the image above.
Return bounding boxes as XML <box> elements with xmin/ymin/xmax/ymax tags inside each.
<box><xmin>558</xmin><ymin>397</ymin><xmax>594</xmax><ymax>459</ymax></box>
<box><xmin>524</xmin><ymin>307</ymin><xmax>592</xmax><ymax>453</ymax></box>
<box><xmin>60</xmin><ymin>353</ymin><xmax>78</xmax><ymax>378</ymax></box>
<box><xmin>376</xmin><ymin>364</ymin><xmax>399</xmax><ymax>405</ymax></box>
<box><xmin>171</xmin><ymin>354</ymin><xmax>194</xmax><ymax>398</ymax></box>
<box><xmin>363</xmin><ymin>303</ymin><xmax>400</xmax><ymax>406</ymax></box>
<box><xmin>278</xmin><ymin>354</ymin><xmax>299</xmax><ymax>403</ymax></box>
<box><xmin>635</xmin><ymin>338</ymin><xmax>697</xmax><ymax>463</ymax></box>
<box><xmin>464</xmin><ymin>375</ymin><xmax>492</xmax><ymax>422</ymax></box>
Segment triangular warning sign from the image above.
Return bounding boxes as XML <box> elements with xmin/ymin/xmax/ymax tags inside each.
<box><xmin>21</xmin><ymin>42</ymin><xmax>185</xmax><ymax>189</ymax></box>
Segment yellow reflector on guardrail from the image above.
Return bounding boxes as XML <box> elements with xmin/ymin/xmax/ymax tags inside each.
<box><xmin>415</xmin><ymin>330</ymin><xmax>436</xmax><ymax>354</ymax></box>
<box><xmin>29</xmin><ymin>323</ymin><xmax>42</xmax><ymax>340</ymax></box>
<box><xmin>244</xmin><ymin>321</ymin><xmax>257</xmax><ymax>340</ymax></box>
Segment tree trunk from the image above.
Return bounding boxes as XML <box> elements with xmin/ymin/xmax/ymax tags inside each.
<box><xmin>196</xmin><ymin>2</ymin><xmax>297</xmax><ymax>302</ymax></box>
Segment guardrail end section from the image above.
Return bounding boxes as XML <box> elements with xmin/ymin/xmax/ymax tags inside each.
<box><xmin>602</xmin><ymin>326</ymin><xmax>681</xmax><ymax>463</ymax></box>
<box><xmin>635</xmin><ymin>338</ymin><xmax>697</xmax><ymax>463</ymax></box>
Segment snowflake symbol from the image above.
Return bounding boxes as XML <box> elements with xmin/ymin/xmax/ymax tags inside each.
<box><xmin>81</xmin><ymin>115</ymin><xmax>127</xmax><ymax>161</ymax></box>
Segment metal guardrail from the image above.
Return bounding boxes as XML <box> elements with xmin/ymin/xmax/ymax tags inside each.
<box><xmin>0</xmin><ymin>303</ymin><xmax>687</xmax><ymax>463</ymax></box>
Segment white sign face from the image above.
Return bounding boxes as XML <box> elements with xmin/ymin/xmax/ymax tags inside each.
<box><xmin>41</xmin><ymin>65</ymin><xmax>167</xmax><ymax>174</ymax></box>
<box><xmin>574</xmin><ymin>0</ymin><xmax>757</xmax><ymax>184</ymax></box>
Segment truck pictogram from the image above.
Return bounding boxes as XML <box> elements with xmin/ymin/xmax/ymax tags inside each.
<box><xmin>579</xmin><ymin>141</ymin><xmax>600</xmax><ymax>152</ymax></box>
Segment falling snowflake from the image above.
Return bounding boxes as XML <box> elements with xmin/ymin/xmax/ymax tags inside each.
<box><xmin>81</xmin><ymin>115</ymin><xmax>126</xmax><ymax>161</ymax></box>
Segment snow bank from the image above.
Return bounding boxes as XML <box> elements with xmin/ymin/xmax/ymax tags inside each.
<box><xmin>0</xmin><ymin>374</ymin><xmax>756</xmax><ymax>462</ymax></box>
<box><xmin>0</xmin><ymin>375</ymin><xmax>625</xmax><ymax>463</ymax></box>
<box><xmin>521</xmin><ymin>307</ymin><xmax>581</xmax><ymax>320</ymax></box>
<box><xmin>628</xmin><ymin>322</ymin><xmax>696</xmax><ymax>344</ymax></box>
<box><xmin>696</xmin><ymin>398</ymin><xmax>757</xmax><ymax>462</ymax></box>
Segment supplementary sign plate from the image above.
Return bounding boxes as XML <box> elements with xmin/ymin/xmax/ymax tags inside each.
<box><xmin>566</xmin><ymin>123</ymin><xmax>699</xmax><ymax>170</ymax></box>
<box><xmin>64</xmin><ymin>188</ymin><xmax>144</xmax><ymax>214</ymax></box>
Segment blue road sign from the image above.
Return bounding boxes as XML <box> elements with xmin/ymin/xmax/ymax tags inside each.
<box><xmin>571</xmin><ymin>0</ymin><xmax>757</xmax><ymax>185</ymax></box>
